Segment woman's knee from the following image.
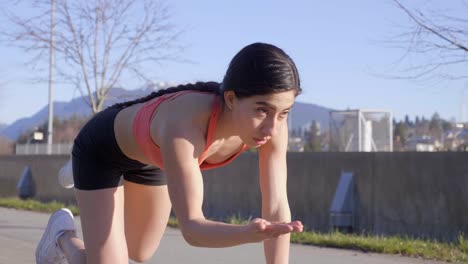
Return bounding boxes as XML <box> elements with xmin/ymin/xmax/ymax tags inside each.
<box><xmin>128</xmin><ymin>248</ymin><xmax>156</xmax><ymax>263</ymax></box>
<box><xmin>124</xmin><ymin>182</ymin><xmax>170</xmax><ymax>262</ymax></box>
<box><xmin>126</xmin><ymin>233</ymin><xmax>161</xmax><ymax>263</ymax></box>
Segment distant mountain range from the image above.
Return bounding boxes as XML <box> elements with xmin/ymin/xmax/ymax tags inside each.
<box><xmin>0</xmin><ymin>87</ymin><xmax>333</xmax><ymax>141</ymax></box>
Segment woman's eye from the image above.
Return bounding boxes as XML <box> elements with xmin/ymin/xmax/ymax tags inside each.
<box><xmin>279</xmin><ymin>112</ymin><xmax>289</xmax><ymax>119</ymax></box>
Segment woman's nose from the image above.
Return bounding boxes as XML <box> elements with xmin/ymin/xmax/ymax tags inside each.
<box><xmin>261</xmin><ymin>117</ymin><xmax>278</xmax><ymax>138</ymax></box>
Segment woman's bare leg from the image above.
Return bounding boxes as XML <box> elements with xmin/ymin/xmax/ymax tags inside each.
<box><xmin>72</xmin><ymin>186</ymin><xmax>128</xmax><ymax>264</ymax></box>
<box><xmin>58</xmin><ymin>230</ymin><xmax>86</xmax><ymax>263</ymax></box>
<box><xmin>57</xmin><ymin>182</ymin><xmax>171</xmax><ymax>263</ymax></box>
<box><xmin>123</xmin><ymin>180</ymin><xmax>172</xmax><ymax>262</ymax></box>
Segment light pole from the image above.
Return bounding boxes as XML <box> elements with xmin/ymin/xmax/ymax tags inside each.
<box><xmin>47</xmin><ymin>0</ymin><xmax>55</xmax><ymax>154</ymax></box>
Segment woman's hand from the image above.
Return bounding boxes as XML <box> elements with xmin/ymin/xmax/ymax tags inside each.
<box><xmin>245</xmin><ymin>218</ymin><xmax>303</xmax><ymax>243</ymax></box>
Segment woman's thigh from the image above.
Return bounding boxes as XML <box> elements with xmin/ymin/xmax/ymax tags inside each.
<box><xmin>75</xmin><ymin>186</ymin><xmax>128</xmax><ymax>264</ymax></box>
<box><xmin>123</xmin><ymin>180</ymin><xmax>172</xmax><ymax>262</ymax></box>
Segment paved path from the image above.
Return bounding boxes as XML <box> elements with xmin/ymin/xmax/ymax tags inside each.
<box><xmin>0</xmin><ymin>207</ymin><xmax>450</xmax><ymax>264</ymax></box>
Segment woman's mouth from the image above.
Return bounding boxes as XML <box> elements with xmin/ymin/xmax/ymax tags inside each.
<box><xmin>253</xmin><ymin>137</ymin><xmax>268</xmax><ymax>145</ymax></box>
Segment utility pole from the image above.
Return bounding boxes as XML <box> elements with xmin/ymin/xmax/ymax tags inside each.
<box><xmin>47</xmin><ymin>0</ymin><xmax>55</xmax><ymax>155</ymax></box>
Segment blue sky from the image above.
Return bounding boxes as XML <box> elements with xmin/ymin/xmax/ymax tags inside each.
<box><xmin>0</xmin><ymin>0</ymin><xmax>467</xmax><ymax>125</ymax></box>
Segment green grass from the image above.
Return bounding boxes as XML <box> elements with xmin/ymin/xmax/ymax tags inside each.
<box><xmin>226</xmin><ymin>213</ymin><xmax>251</xmax><ymax>225</ymax></box>
<box><xmin>1</xmin><ymin>197</ymin><xmax>467</xmax><ymax>263</ymax></box>
<box><xmin>0</xmin><ymin>197</ymin><xmax>79</xmax><ymax>215</ymax></box>
<box><xmin>290</xmin><ymin>231</ymin><xmax>468</xmax><ymax>263</ymax></box>
<box><xmin>167</xmin><ymin>217</ymin><xmax>179</xmax><ymax>228</ymax></box>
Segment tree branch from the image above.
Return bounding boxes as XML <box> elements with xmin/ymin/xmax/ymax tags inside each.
<box><xmin>1</xmin><ymin>0</ymin><xmax>185</xmax><ymax>114</ymax></box>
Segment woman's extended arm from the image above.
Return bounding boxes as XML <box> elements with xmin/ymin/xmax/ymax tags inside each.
<box><xmin>258</xmin><ymin>122</ymin><xmax>303</xmax><ymax>264</ymax></box>
<box><xmin>159</xmin><ymin>117</ymin><xmax>298</xmax><ymax>248</ymax></box>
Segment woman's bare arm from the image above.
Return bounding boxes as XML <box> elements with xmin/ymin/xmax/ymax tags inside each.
<box><xmin>159</xmin><ymin>115</ymin><xmax>297</xmax><ymax>248</ymax></box>
<box><xmin>259</xmin><ymin>122</ymin><xmax>303</xmax><ymax>263</ymax></box>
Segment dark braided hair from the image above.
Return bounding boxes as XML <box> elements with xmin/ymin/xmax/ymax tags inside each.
<box><xmin>110</xmin><ymin>82</ymin><xmax>220</xmax><ymax>109</ymax></box>
<box><xmin>109</xmin><ymin>42</ymin><xmax>300</xmax><ymax>110</ymax></box>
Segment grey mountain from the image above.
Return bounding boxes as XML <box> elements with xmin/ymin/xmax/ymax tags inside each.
<box><xmin>0</xmin><ymin>88</ymin><xmax>333</xmax><ymax>141</ymax></box>
<box><xmin>290</xmin><ymin>101</ymin><xmax>332</xmax><ymax>133</ymax></box>
<box><xmin>0</xmin><ymin>123</ymin><xmax>6</xmax><ymax>133</ymax></box>
<box><xmin>0</xmin><ymin>87</ymin><xmax>152</xmax><ymax>141</ymax></box>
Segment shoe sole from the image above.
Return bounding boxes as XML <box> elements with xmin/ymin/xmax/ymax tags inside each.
<box><xmin>35</xmin><ymin>208</ymin><xmax>74</xmax><ymax>264</ymax></box>
<box><xmin>58</xmin><ymin>159</ymin><xmax>74</xmax><ymax>189</ymax></box>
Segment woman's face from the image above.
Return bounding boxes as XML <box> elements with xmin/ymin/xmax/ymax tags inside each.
<box><xmin>226</xmin><ymin>90</ymin><xmax>296</xmax><ymax>148</ymax></box>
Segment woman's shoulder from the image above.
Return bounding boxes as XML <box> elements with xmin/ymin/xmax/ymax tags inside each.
<box><xmin>165</xmin><ymin>91</ymin><xmax>217</xmax><ymax>118</ymax></box>
<box><xmin>175</xmin><ymin>91</ymin><xmax>218</xmax><ymax>105</ymax></box>
<box><xmin>152</xmin><ymin>92</ymin><xmax>218</xmax><ymax>136</ymax></box>
<box><xmin>153</xmin><ymin>92</ymin><xmax>218</xmax><ymax>154</ymax></box>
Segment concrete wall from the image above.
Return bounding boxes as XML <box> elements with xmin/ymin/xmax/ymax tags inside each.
<box><xmin>0</xmin><ymin>152</ymin><xmax>467</xmax><ymax>242</ymax></box>
<box><xmin>0</xmin><ymin>155</ymin><xmax>75</xmax><ymax>203</ymax></box>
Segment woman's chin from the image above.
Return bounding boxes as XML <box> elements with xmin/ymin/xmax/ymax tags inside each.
<box><xmin>245</xmin><ymin>140</ymin><xmax>266</xmax><ymax>148</ymax></box>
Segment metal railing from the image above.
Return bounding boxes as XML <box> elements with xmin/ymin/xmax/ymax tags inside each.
<box><xmin>15</xmin><ymin>143</ymin><xmax>73</xmax><ymax>155</ymax></box>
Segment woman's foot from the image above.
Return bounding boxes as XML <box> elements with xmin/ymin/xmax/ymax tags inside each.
<box><xmin>36</xmin><ymin>208</ymin><xmax>76</xmax><ymax>264</ymax></box>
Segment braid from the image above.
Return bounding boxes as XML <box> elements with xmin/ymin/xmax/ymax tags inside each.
<box><xmin>109</xmin><ymin>81</ymin><xmax>221</xmax><ymax>109</ymax></box>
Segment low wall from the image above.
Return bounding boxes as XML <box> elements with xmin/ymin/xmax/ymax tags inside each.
<box><xmin>0</xmin><ymin>155</ymin><xmax>75</xmax><ymax>203</ymax></box>
<box><xmin>0</xmin><ymin>152</ymin><xmax>467</xmax><ymax>242</ymax></box>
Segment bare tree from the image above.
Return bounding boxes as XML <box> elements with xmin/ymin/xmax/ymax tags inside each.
<box><xmin>1</xmin><ymin>0</ymin><xmax>184</xmax><ymax>114</ymax></box>
<box><xmin>387</xmin><ymin>0</ymin><xmax>468</xmax><ymax>82</ymax></box>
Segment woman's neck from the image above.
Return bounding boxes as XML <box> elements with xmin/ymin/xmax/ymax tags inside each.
<box><xmin>213</xmin><ymin>101</ymin><xmax>239</xmax><ymax>143</ymax></box>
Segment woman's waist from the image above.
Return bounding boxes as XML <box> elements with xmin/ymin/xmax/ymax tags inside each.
<box><xmin>113</xmin><ymin>103</ymin><xmax>154</xmax><ymax>165</ymax></box>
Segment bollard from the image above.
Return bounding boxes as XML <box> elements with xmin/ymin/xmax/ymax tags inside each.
<box><xmin>17</xmin><ymin>166</ymin><xmax>36</xmax><ymax>200</ymax></box>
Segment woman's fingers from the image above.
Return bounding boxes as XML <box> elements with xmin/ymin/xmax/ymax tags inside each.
<box><xmin>266</xmin><ymin>220</ymin><xmax>304</xmax><ymax>233</ymax></box>
<box><xmin>251</xmin><ymin>218</ymin><xmax>271</xmax><ymax>232</ymax></box>
<box><xmin>248</xmin><ymin>218</ymin><xmax>304</xmax><ymax>241</ymax></box>
<box><xmin>262</xmin><ymin>223</ymin><xmax>294</xmax><ymax>237</ymax></box>
<box><xmin>289</xmin><ymin>221</ymin><xmax>304</xmax><ymax>232</ymax></box>
<box><xmin>290</xmin><ymin>220</ymin><xmax>302</xmax><ymax>226</ymax></box>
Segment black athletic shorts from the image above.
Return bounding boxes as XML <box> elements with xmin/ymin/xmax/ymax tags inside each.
<box><xmin>71</xmin><ymin>106</ymin><xmax>167</xmax><ymax>190</ymax></box>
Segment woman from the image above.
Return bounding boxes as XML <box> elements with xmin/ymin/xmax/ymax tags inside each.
<box><xmin>36</xmin><ymin>42</ymin><xmax>304</xmax><ymax>264</ymax></box>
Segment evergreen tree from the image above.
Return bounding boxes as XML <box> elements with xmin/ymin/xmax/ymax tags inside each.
<box><xmin>394</xmin><ymin>122</ymin><xmax>408</xmax><ymax>145</ymax></box>
<box><xmin>404</xmin><ymin>115</ymin><xmax>411</xmax><ymax>126</ymax></box>
<box><xmin>429</xmin><ymin>112</ymin><xmax>442</xmax><ymax>139</ymax></box>
<box><xmin>303</xmin><ymin>121</ymin><xmax>322</xmax><ymax>152</ymax></box>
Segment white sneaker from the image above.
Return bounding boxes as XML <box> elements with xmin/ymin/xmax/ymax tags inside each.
<box><xmin>58</xmin><ymin>158</ymin><xmax>74</xmax><ymax>189</ymax></box>
<box><xmin>36</xmin><ymin>208</ymin><xmax>76</xmax><ymax>264</ymax></box>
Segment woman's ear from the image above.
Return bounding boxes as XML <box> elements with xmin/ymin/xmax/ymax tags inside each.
<box><xmin>223</xmin><ymin>91</ymin><xmax>236</xmax><ymax>110</ymax></box>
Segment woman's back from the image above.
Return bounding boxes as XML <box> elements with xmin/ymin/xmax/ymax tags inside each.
<box><xmin>114</xmin><ymin>91</ymin><xmax>244</xmax><ymax>167</ymax></box>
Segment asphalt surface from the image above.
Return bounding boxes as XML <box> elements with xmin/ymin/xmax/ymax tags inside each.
<box><xmin>0</xmin><ymin>207</ymin><xmax>451</xmax><ymax>264</ymax></box>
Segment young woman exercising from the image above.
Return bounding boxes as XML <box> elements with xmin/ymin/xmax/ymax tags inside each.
<box><xmin>36</xmin><ymin>42</ymin><xmax>304</xmax><ymax>264</ymax></box>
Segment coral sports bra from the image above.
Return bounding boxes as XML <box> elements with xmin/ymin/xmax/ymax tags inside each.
<box><xmin>133</xmin><ymin>90</ymin><xmax>248</xmax><ymax>170</ymax></box>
